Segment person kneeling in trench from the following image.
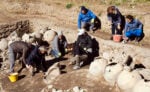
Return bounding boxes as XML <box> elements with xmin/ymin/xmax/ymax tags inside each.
<box><xmin>8</xmin><ymin>41</ymin><xmax>34</xmax><ymax>73</ymax></box>
<box><xmin>26</xmin><ymin>46</ymin><xmax>47</xmax><ymax>76</ymax></box>
<box><xmin>78</xmin><ymin>6</ymin><xmax>97</xmax><ymax>32</ymax></box>
<box><xmin>50</xmin><ymin>31</ymin><xmax>67</xmax><ymax>59</ymax></box>
<box><xmin>70</xmin><ymin>29</ymin><xmax>93</xmax><ymax>70</ymax></box>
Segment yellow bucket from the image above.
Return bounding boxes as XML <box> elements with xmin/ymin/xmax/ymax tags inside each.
<box><xmin>8</xmin><ymin>73</ymin><xmax>18</xmax><ymax>82</ymax></box>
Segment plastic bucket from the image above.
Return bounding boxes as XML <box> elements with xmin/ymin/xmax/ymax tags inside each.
<box><xmin>8</xmin><ymin>73</ymin><xmax>18</xmax><ymax>82</ymax></box>
<box><xmin>113</xmin><ymin>35</ymin><xmax>122</xmax><ymax>42</ymax></box>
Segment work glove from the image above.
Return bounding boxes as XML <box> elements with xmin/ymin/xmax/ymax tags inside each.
<box><xmin>26</xmin><ymin>64</ymin><xmax>32</xmax><ymax>69</ymax></box>
<box><xmin>84</xmin><ymin>48</ymin><xmax>87</xmax><ymax>51</ymax></box>
<box><xmin>65</xmin><ymin>48</ymin><xmax>68</xmax><ymax>53</ymax></box>
<box><xmin>58</xmin><ymin>52</ymin><xmax>61</xmax><ymax>56</ymax></box>
<box><xmin>117</xmin><ymin>23</ymin><xmax>121</xmax><ymax>30</ymax></box>
<box><xmin>87</xmin><ymin>48</ymin><xmax>92</xmax><ymax>53</ymax></box>
<box><xmin>26</xmin><ymin>64</ymin><xmax>30</xmax><ymax>69</ymax></box>
<box><xmin>91</xmin><ymin>18</ymin><xmax>95</xmax><ymax>23</ymax></box>
<box><xmin>56</xmin><ymin>52</ymin><xmax>61</xmax><ymax>58</ymax></box>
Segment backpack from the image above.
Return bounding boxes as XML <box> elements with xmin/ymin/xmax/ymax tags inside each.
<box><xmin>92</xmin><ymin>38</ymin><xmax>99</xmax><ymax>57</ymax></box>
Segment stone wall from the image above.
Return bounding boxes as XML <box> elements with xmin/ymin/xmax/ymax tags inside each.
<box><xmin>0</xmin><ymin>20</ymin><xmax>30</xmax><ymax>39</ymax></box>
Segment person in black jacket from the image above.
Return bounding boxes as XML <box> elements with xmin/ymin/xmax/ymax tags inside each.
<box><xmin>8</xmin><ymin>41</ymin><xmax>34</xmax><ymax>73</ymax></box>
<box><xmin>70</xmin><ymin>29</ymin><xmax>93</xmax><ymax>70</ymax></box>
<box><xmin>107</xmin><ymin>6</ymin><xmax>125</xmax><ymax>39</ymax></box>
<box><xmin>26</xmin><ymin>46</ymin><xmax>47</xmax><ymax>76</ymax></box>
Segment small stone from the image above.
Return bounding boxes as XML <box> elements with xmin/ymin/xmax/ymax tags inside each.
<box><xmin>57</xmin><ymin>90</ymin><xmax>63</xmax><ymax>92</ymax></box>
<box><xmin>79</xmin><ymin>89</ymin><xmax>85</xmax><ymax>92</ymax></box>
<box><xmin>102</xmin><ymin>52</ymin><xmax>111</xmax><ymax>60</ymax></box>
<box><xmin>48</xmin><ymin>85</ymin><xmax>53</xmax><ymax>89</ymax></box>
<box><xmin>66</xmin><ymin>89</ymin><xmax>71</xmax><ymax>92</ymax></box>
<box><xmin>52</xmin><ymin>88</ymin><xmax>57</xmax><ymax>92</ymax></box>
<box><xmin>109</xmin><ymin>87</ymin><xmax>112</xmax><ymax>90</ymax></box>
<box><xmin>73</xmin><ymin>86</ymin><xmax>80</xmax><ymax>92</ymax></box>
<box><xmin>0</xmin><ymin>39</ymin><xmax>8</xmax><ymax>51</ymax></box>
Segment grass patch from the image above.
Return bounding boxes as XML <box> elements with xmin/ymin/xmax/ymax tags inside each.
<box><xmin>66</xmin><ymin>3</ymin><xmax>73</xmax><ymax>9</ymax></box>
<box><xmin>109</xmin><ymin>0</ymin><xmax>124</xmax><ymax>6</ymax></box>
<box><xmin>98</xmin><ymin>12</ymin><xmax>102</xmax><ymax>17</ymax></box>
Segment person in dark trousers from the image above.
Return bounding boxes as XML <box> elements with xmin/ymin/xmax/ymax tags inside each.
<box><xmin>107</xmin><ymin>6</ymin><xmax>125</xmax><ymax>39</ymax></box>
<box><xmin>26</xmin><ymin>46</ymin><xmax>47</xmax><ymax>76</ymax></box>
<box><xmin>123</xmin><ymin>15</ymin><xmax>143</xmax><ymax>43</ymax></box>
<box><xmin>70</xmin><ymin>29</ymin><xmax>93</xmax><ymax>70</ymax></box>
<box><xmin>8</xmin><ymin>41</ymin><xmax>34</xmax><ymax>73</ymax></box>
<box><xmin>58</xmin><ymin>31</ymin><xmax>67</xmax><ymax>56</ymax></box>
<box><xmin>78</xmin><ymin>6</ymin><xmax>97</xmax><ymax>32</ymax></box>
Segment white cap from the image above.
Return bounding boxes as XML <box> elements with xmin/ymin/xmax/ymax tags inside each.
<box><xmin>78</xmin><ymin>29</ymin><xmax>85</xmax><ymax>36</ymax></box>
<box><xmin>58</xmin><ymin>31</ymin><xmax>63</xmax><ymax>36</ymax></box>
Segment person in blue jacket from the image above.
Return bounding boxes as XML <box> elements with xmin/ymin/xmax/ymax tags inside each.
<box><xmin>78</xmin><ymin>6</ymin><xmax>96</xmax><ymax>32</ymax></box>
<box><xmin>107</xmin><ymin>6</ymin><xmax>125</xmax><ymax>39</ymax></box>
<box><xmin>124</xmin><ymin>15</ymin><xmax>143</xmax><ymax>42</ymax></box>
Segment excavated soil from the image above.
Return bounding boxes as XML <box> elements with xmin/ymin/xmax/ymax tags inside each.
<box><xmin>0</xmin><ymin>1</ymin><xmax>150</xmax><ymax>92</ymax></box>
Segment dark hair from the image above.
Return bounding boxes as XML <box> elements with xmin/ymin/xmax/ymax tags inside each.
<box><xmin>80</xmin><ymin>6</ymin><xmax>88</xmax><ymax>13</ymax></box>
<box><xmin>107</xmin><ymin>6</ymin><xmax>115</xmax><ymax>13</ymax></box>
<box><xmin>126</xmin><ymin>15</ymin><xmax>134</xmax><ymax>20</ymax></box>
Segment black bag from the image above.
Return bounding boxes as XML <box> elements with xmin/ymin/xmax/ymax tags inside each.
<box><xmin>92</xmin><ymin>38</ymin><xmax>99</xmax><ymax>57</ymax></box>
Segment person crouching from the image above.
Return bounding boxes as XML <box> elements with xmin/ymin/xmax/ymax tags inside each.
<box><xmin>123</xmin><ymin>15</ymin><xmax>143</xmax><ymax>43</ymax></box>
<box><xmin>70</xmin><ymin>29</ymin><xmax>93</xmax><ymax>70</ymax></box>
<box><xmin>8</xmin><ymin>41</ymin><xmax>34</xmax><ymax>73</ymax></box>
<box><xmin>26</xmin><ymin>46</ymin><xmax>47</xmax><ymax>76</ymax></box>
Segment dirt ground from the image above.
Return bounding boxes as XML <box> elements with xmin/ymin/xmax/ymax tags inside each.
<box><xmin>0</xmin><ymin>1</ymin><xmax>150</xmax><ymax>92</ymax></box>
<box><xmin>0</xmin><ymin>53</ymin><xmax>120</xmax><ymax>92</ymax></box>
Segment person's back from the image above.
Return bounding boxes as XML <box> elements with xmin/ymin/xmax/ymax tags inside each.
<box><xmin>10</xmin><ymin>41</ymin><xmax>31</xmax><ymax>53</ymax></box>
<box><xmin>26</xmin><ymin>46</ymin><xmax>43</xmax><ymax>64</ymax></box>
<box><xmin>125</xmin><ymin>19</ymin><xmax>143</xmax><ymax>31</ymax></box>
<box><xmin>8</xmin><ymin>41</ymin><xmax>34</xmax><ymax>73</ymax></box>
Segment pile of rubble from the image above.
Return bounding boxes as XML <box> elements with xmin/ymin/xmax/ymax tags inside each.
<box><xmin>40</xmin><ymin>47</ymin><xmax>150</xmax><ymax>92</ymax></box>
<box><xmin>0</xmin><ymin>25</ymin><xmax>57</xmax><ymax>72</ymax></box>
<box><xmin>0</xmin><ymin>20</ymin><xmax>150</xmax><ymax>92</ymax></box>
<box><xmin>41</xmin><ymin>86</ymin><xmax>87</xmax><ymax>92</ymax></box>
<box><xmin>39</xmin><ymin>62</ymin><xmax>87</xmax><ymax>92</ymax></box>
<box><xmin>88</xmin><ymin>53</ymin><xmax>150</xmax><ymax>92</ymax></box>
